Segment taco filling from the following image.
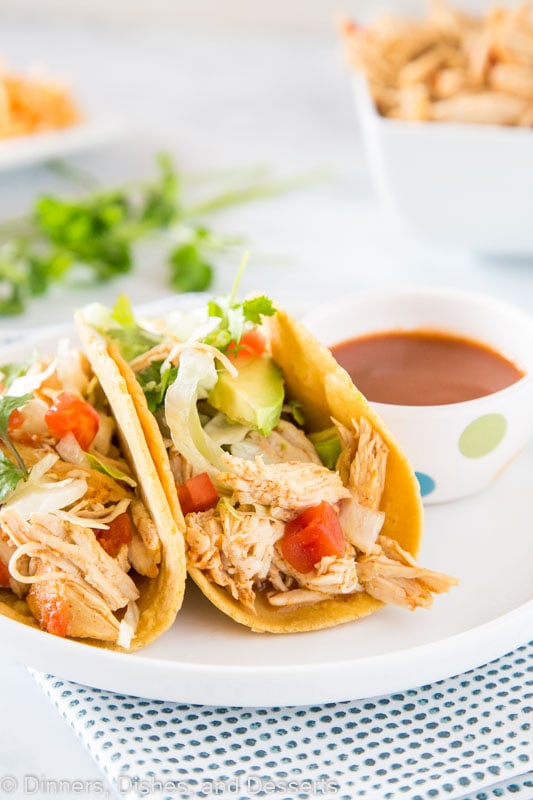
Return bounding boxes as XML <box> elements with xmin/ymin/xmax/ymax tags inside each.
<box><xmin>0</xmin><ymin>341</ymin><xmax>176</xmax><ymax>648</ymax></box>
<box><xmin>78</xmin><ymin>287</ymin><xmax>457</xmax><ymax>631</ymax></box>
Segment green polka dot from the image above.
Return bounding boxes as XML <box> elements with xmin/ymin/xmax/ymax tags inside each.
<box><xmin>459</xmin><ymin>414</ymin><xmax>507</xmax><ymax>458</ymax></box>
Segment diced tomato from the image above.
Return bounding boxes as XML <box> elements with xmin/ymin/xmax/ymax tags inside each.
<box><xmin>7</xmin><ymin>408</ymin><xmax>25</xmax><ymax>434</ymax></box>
<box><xmin>0</xmin><ymin>560</ymin><xmax>11</xmax><ymax>588</ymax></box>
<box><xmin>39</xmin><ymin>582</ymin><xmax>70</xmax><ymax>637</ymax></box>
<box><xmin>227</xmin><ymin>328</ymin><xmax>267</xmax><ymax>362</ymax></box>
<box><xmin>280</xmin><ymin>501</ymin><xmax>346</xmax><ymax>573</ymax></box>
<box><xmin>177</xmin><ymin>472</ymin><xmax>219</xmax><ymax>516</ymax></box>
<box><xmin>95</xmin><ymin>513</ymin><xmax>133</xmax><ymax>558</ymax></box>
<box><xmin>45</xmin><ymin>392</ymin><xmax>100</xmax><ymax>450</ymax></box>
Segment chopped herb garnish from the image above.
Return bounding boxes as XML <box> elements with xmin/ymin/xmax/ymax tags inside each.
<box><xmin>169</xmin><ymin>243</ymin><xmax>213</xmax><ymax>293</ymax></box>
<box><xmin>203</xmin><ymin>253</ymin><xmax>276</xmax><ymax>352</ymax></box>
<box><xmin>0</xmin><ymin>451</ymin><xmax>26</xmax><ymax>502</ymax></box>
<box><xmin>0</xmin><ymin>393</ymin><xmax>32</xmax><ymax>479</ymax></box>
<box><xmin>136</xmin><ymin>361</ymin><xmax>178</xmax><ymax>413</ymax></box>
<box><xmin>0</xmin><ymin>154</ymin><xmax>321</xmax><ymax>316</ymax></box>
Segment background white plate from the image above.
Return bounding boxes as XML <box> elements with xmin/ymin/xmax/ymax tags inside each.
<box><xmin>0</xmin><ymin>116</ymin><xmax>125</xmax><ymax>172</ymax></box>
<box><xmin>0</xmin><ymin>311</ymin><xmax>531</xmax><ymax>707</ymax></box>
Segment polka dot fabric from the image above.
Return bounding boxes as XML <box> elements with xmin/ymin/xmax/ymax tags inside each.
<box><xmin>30</xmin><ymin>641</ymin><xmax>531</xmax><ymax>800</ymax></box>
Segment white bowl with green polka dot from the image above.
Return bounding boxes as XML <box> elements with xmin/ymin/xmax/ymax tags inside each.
<box><xmin>303</xmin><ymin>288</ymin><xmax>533</xmax><ymax>504</ymax></box>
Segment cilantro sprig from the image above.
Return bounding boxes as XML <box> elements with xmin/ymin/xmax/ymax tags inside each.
<box><xmin>0</xmin><ymin>393</ymin><xmax>31</xmax><ymax>501</ymax></box>
<box><xmin>0</xmin><ymin>154</ymin><xmax>318</xmax><ymax>316</ymax></box>
<box><xmin>203</xmin><ymin>253</ymin><xmax>276</xmax><ymax>352</ymax></box>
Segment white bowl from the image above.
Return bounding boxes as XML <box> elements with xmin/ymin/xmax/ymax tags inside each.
<box><xmin>302</xmin><ymin>287</ymin><xmax>533</xmax><ymax>504</ymax></box>
<box><xmin>353</xmin><ymin>75</ymin><xmax>533</xmax><ymax>254</ymax></box>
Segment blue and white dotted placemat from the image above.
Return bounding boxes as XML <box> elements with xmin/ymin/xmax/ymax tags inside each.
<box><xmin>31</xmin><ymin>641</ymin><xmax>531</xmax><ymax>800</ymax></box>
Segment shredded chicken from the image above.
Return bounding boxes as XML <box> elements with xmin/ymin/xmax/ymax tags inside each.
<box><xmin>26</xmin><ymin>563</ymin><xmax>121</xmax><ymax>641</ymax></box>
<box><xmin>182</xmin><ymin>408</ymin><xmax>458</xmax><ymax>615</ymax></box>
<box><xmin>168</xmin><ymin>446</ymin><xmax>194</xmax><ymax>486</ymax></box>
<box><xmin>240</xmin><ymin>419</ymin><xmax>322</xmax><ymax>465</ymax></box>
<box><xmin>0</xmin><ymin>536</ymin><xmax>27</xmax><ymax>597</ymax></box>
<box><xmin>334</xmin><ymin>417</ymin><xmax>388</xmax><ymax>553</ymax></box>
<box><xmin>218</xmin><ymin>454</ymin><xmax>350</xmax><ymax>521</ymax></box>
<box><xmin>348</xmin><ymin>417</ymin><xmax>388</xmax><ymax>510</ymax></box>
<box><xmin>338</xmin><ymin>499</ymin><xmax>385</xmax><ymax>554</ymax></box>
<box><xmin>130</xmin><ymin>499</ymin><xmax>161</xmax><ymax>561</ymax></box>
<box><xmin>268</xmin><ymin>543</ymin><xmax>361</xmax><ymax>603</ymax></box>
<box><xmin>267</xmin><ymin>588</ymin><xmax>331</xmax><ymax>607</ymax></box>
<box><xmin>357</xmin><ymin>535</ymin><xmax>458</xmax><ymax>610</ymax></box>
<box><xmin>186</xmin><ymin>505</ymin><xmax>285</xmax><ymax>611</ymax></box>
<box><xmin>1</xmin><ymin>509</ymin><xmax>139</xmax><ymax>612</ymax></box>
<box><xmin>50</xmin><ymin>461</ymin><xmax>131</xmax><ymax>508</ymax></box>
<box><xmin>334</xmin><ymin>418</ymin><xmax>358</xmax><ymax>485</ymax></box>
<box><xmin>128</xmin><ymin>530</ymin><xmax>158</xmax><ymax>578</ymax></box>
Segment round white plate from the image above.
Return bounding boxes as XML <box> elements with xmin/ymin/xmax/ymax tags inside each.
<box><xmin>0</xmin><ymin>116</ymin><xmax>125</xmax><ymax>172</ymax></box>
<box><xmin>0</xmin><ymin>314</ymin><xmax>531</xmax><ymax>707</ymax></box>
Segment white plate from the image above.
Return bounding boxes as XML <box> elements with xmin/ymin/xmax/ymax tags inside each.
<box><xmin>0</xmin><ymin>314</ymin><xmax>532</xmax><ymax>707</ymax></box>
<box><xmin>0</xmin><ymin>116</ymin><xmax>125</xmax><ymax>172</ymax></box>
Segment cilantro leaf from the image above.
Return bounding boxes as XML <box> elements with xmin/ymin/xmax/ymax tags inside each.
<box><xmin>202</xmin><ymin>256</ymin><xmax>276</xmax><ymax>353</ymax></box>
<box><xmin>136</xmin><ymin>361</ymin><xmax>178</xmax><ymax>413</ymax></box>
<box><xmin>141</xmin><ymin>153</ymin><xmax>180</xmax><ymax>227</ymax></box>
<box><xmin>0</xmin><ymin>152</ymin><xmax>316</xmax><ymax>316</ymax></box>
<box><xmin>242</xmin><ymin>296</ymin><xmax>276</xmax><ymax>325</ymax></box>
<box><xmin>0</xmin><ymin>393</ymin><xmax>32</xmax><ymax>476</ymax></box>
<box><xmin>169</xmin><ymin>243</ymin><xmax>213</xmax><ymax>293</ymax></box>
<box><xmin>0</xmin><ymin>393</ymin><xmax>32</xmax><ymax>435</ymax></box>
<box><xmin>0</xmin><ymin>451</ymin><xmax>25</xmax><ymax>502</ymax></box>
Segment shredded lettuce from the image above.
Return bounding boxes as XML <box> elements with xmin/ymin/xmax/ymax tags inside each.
<box><xmin>55</xmin><ymin>339</ymin><xmax>90</xmax><ymax>396</ymax></box>
<box><xmin>6</xmin><ymin>358</ymin><xmax>57</xmax><ymax>398</ymax></box>
<box><xmin>3</xmin><ymin>453</ymin><xmax>88</xmax><ymax>519</ymax></box>
<box><xmin>82</xmin><ymin>298</ymin><xmax>162</xmax><ymax>362</ymax></box>
<box><xmin>57</xmin><ymin>497</ymin><xmax>131</xmax><ymax>530</ymax></box>
<box><xmin>229</xmin><ymin>439</ymin><xmax>263</xmax><ymax>461</ymax></box>
<box><xmin>164</xmin><ymin>349</ymin><xmax>227</xmax><ymax>479</ymax></box>
<box><xmin>203</xmin><ymin>413</ymin><xmax>251</xmax><ymax>447</ymax></box>
<box><xmin>308</xmin><ymin>427</ymin><xmax>342</xmax><ymax>470</ymax></box>
<box><xmin>85</xmin><ymin>452</ymin><xmax>137</xmax><ymax>488</ymax></box>
<box><xmin>163</xmin><ymin>307</ymin><xmax>219</xmax><ymax>343</ymax></box>
<box><xmin>118</xmin><ymin>600</ymin><xmax>140</xmax><ymax>649</ymax></box>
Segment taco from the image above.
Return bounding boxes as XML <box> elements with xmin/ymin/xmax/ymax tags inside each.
<box><xmin>76</xmin><ymin>291</ymin><xmax>457</xmax><ymax>633</ymax></box>
<box><xmin>0</xmin><ymin>337</ymin><xmax>185</xmax><ymax>650</ymax></box>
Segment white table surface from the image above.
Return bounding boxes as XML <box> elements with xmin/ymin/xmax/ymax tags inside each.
<box><xmin>1</xmin><ymin>16</ymin><xmax>532</xmax><ymax>797</ymax></box>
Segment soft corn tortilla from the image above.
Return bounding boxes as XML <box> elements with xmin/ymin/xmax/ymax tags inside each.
<box><xmin>0</xmin><ymin>328</ymin><xmax>186</xmax><ymax>652</ymax></box>
<box><xmin>76</xmin><ymin>308</ymin><xmax>423</xmax><ymax>634</ymax></box>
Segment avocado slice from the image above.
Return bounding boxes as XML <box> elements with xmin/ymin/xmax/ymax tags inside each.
<box><xmin>208</xmin><ymin>356</ymin><xmax>284</xmax><ymax>436</ymax></box>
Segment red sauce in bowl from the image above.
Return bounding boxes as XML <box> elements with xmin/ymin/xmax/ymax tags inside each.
<box><xmin>330</xmin><ymin>330</ymin><xmax>525</xmax><ymax>406</ymax></box>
